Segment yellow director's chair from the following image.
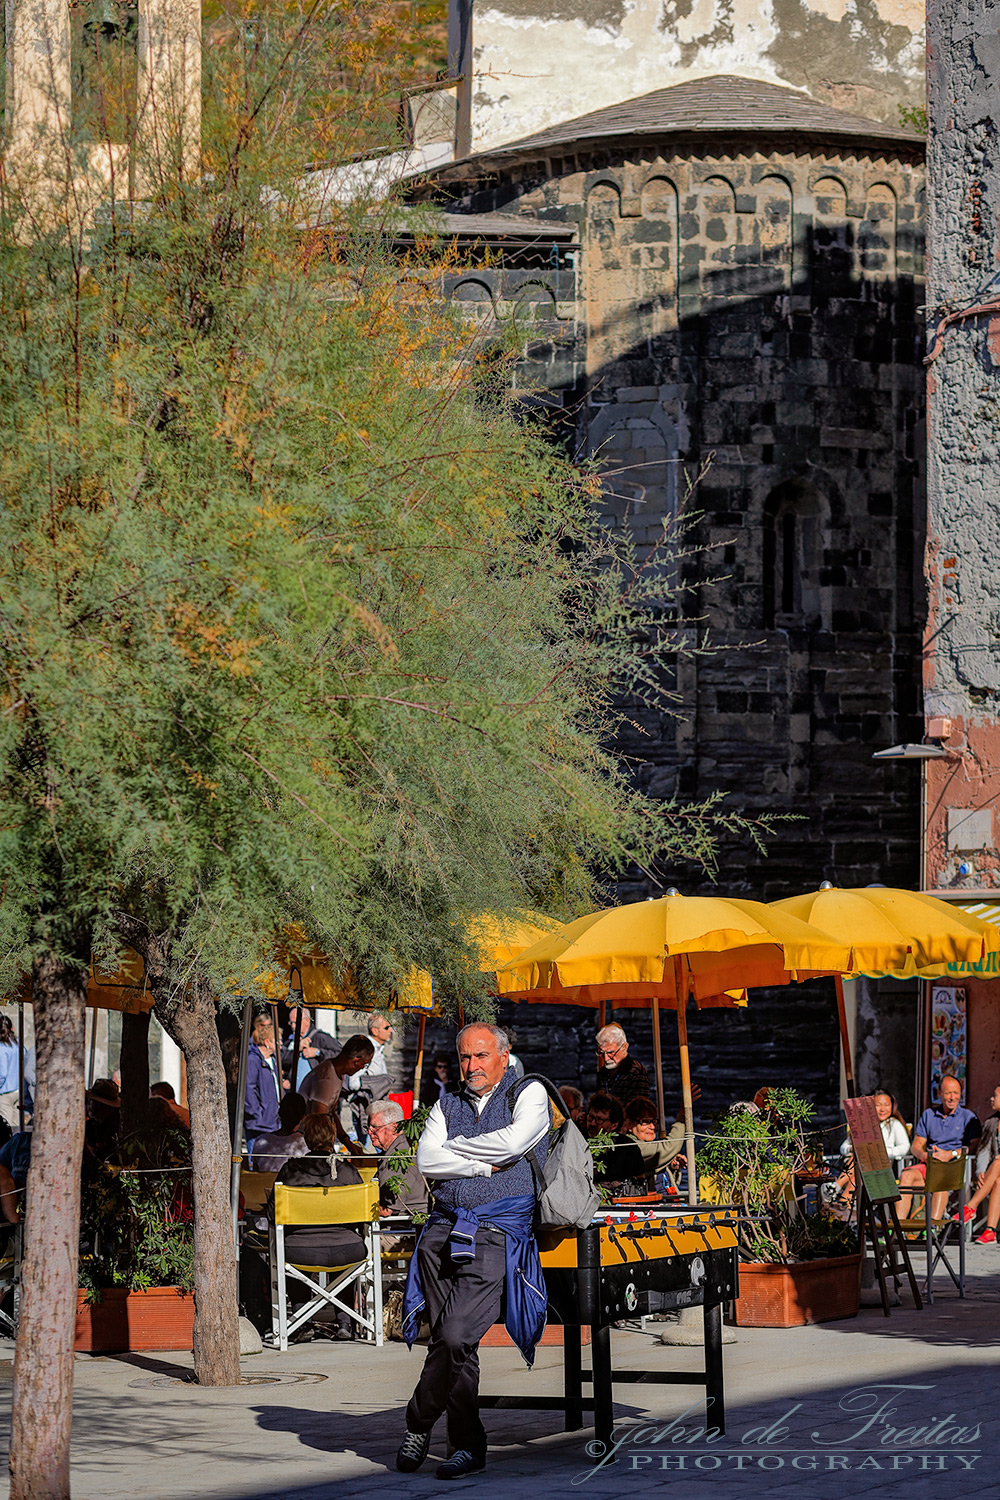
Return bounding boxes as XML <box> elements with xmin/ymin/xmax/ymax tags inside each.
<box><xmin>269</xmin><ymin>1179</ymin><xmax>382</xmax><ymax>1351</ymax></box>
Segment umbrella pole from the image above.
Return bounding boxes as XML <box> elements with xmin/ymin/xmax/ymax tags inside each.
<box><xmin>598</xmin><ymin>998</ymin><xmax>606</xmax><ymax>1030</ymax></box>
<box><xmin>86</xmin><ymin>1011</ymin><xmax>98</xmax><ymax>1090</ymax></box>
<box><xmin>231</xmin><ymin>997</ymin><xmax>253</xmax><ymax>1251</ymax></box>
<box><xmin>674</xmin><ymin>957</ymin><xmax>697</xmax><ymax>1207</ymax></box>
<box><xmin>289</xmin><ymin>1017</ymin><xmax>302</xmax><ymax>1096</ymax></box>
<box><xmin>413</xmin><ymin>1014</ymin><xmax>426</xmax><ymax>1103</ymax></box>
<box><xmin>269</xmin><ymin>1001</ymin><xmax>284</xmax><ymax>1096</ymax></box>
<box><xmin>17</xmin><ymin>999</ymin><xmax>24</xmax><ymax>1134</ymax></box>
<box><xmin>649</xmin><ymin>999</ymin><xmax>667</xmax><ymax>1139</ymax></box>
<box><xmin>835</xmin><ymin>975</ymin><xmax>857</xmax><ymax>1099</ymax></box>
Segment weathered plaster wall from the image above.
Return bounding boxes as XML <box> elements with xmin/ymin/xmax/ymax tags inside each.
<box><xmin>966</xmin><ymin>979</ymin><xmax>1000</xmax><ymax>1124</ymax></box>
<box><xmin>922</xmin><ymin>0</ymin><xmax>1000</xmax><ymax>894</ymax></box>
<box><xmin>469</xmin><ymin>0</ymin><xmax>925</xmax><ymax>150</ymax></box>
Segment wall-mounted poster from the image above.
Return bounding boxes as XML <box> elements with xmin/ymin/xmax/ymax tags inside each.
<box><xmin>930</xmin><ymin>985</ymin><xmax>967</xmax><ymax>1104</ymax></box>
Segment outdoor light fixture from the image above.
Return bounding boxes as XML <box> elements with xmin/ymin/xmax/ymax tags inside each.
<box><xmin>871</xmin><ymin>743</ymin><xmax>949</xmax><ymax>760</ymax></box>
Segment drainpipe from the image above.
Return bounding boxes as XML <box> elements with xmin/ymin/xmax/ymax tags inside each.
<box><xmin>448</xmin><ymin>0</ymin><xmax>473</xmax><ymax>159</ymax></box>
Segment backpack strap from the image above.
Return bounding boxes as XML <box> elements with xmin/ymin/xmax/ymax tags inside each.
<box><xmin>504</xmin><ymin>1071</ymin><xmax>567</xmax><ymax>1188</ymax></box>
<box><xmin>505</xmin><ymin>1070</ymin><xmax>569</xmax><ymax>1116</ymax></box>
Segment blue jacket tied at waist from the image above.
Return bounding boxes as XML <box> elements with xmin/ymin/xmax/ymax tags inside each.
<box><xmin>402</xmin><ymin>1194</ymin><xmax>547</xmax><ymax>1365</ymax></box>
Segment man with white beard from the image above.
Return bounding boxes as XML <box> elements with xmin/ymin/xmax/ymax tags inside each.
<box><xmin>595</xmin><ymin>1023</ymin><xmax>651</xmax><ymax>1108</ymax></box>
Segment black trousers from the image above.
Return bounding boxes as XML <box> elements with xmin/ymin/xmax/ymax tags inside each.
<box><xmin>404</xmin><ymin>1221</ymin><xmax>507</xmax><ymax>1454</ymax></box>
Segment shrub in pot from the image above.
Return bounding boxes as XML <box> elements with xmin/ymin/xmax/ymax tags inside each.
<box><xmin>698</xmin><ymin>1087</ymin><xmax>859</xmax><ymax>1327</ymax></box>
<box><xmin>77</xmin><ymin>1117</ymin><xmax>194</xmax><ymax>1351</ymax></box>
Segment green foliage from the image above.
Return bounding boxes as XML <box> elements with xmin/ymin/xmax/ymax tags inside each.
<box><xmin>402</xmin><ymin>1104</ymin><xmax>432</xmax><ymax>1148</ymax></box>
<box><xmin>784</xmin><ymin>1212</ymin><xmax>858</xmax><ymax>1261</ymax></box>
<box><xmin>585</xmin><ymin>1127</ymin><xmax>619</xmax><ymax>1205</ymax></box>
<box><xmin>79</xmin><ymin>1167</ymin><xmax>194</xmax><ymax>1297</ymax></box>
<box><xmin>898</xmin><ymin>103</ymin><xmax>928</xmax><ymax>134</ymax></box>
<box><xmin>699</xmin><ymin>1089</ymin><xmax>851</xmax><ymax>1263</ymax></box>
<box><xmin>0</xmin><ymin>0</ymin><xmax>780</xmax><ymax>1009</ymax></box>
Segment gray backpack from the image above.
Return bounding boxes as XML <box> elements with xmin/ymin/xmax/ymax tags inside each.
<box><xmin>509</xmin><ymin>1074</ymin><xmax>600</xmax><ymax>1230</ymax></box>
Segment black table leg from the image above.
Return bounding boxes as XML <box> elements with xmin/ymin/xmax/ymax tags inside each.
<box><xmin>703</xmin><ymin>1298</ymin><xmax>725</xmax><ymax>1437</ymax></box>
<box><xmin>590</xmin><ymin>1319</ymin><xmax>614</xmax><ymax>1461</ymax></box>
<box><xmin>564</xmin><ymin>1322</ymin><xmax>583</xmax><ymax>1431</ymax></box>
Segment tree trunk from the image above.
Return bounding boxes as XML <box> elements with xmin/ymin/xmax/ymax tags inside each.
<box><xmin>146</xmin><ymin>952</ymin><xmax>240</xmax><ymax>1386</ymax></box>
<box><xmin>118</xmin><ymin>1008</ymin><xmax>150</xmax><ymax>1139</ymax></box>
<box><xmin>10</xmin><ymin>953</ymin><xmax>87</xmax><ymax>1500</ymax></box>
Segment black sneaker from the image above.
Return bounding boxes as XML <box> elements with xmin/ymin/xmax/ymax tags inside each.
<box><xmin>396</xmin><ymin>1430</ymin><xmax>431</xmax><ymax>1473</ymax></box>
<box><xmin>436</xmin><ymin>1450</ymin><xmax>486</xmax><ymax>1480</ymax></box>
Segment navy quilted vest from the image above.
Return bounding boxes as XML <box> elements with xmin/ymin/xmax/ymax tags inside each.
<box><xmin>433</xmin><ymin>1069</ymin><xmax>549</xmax><ymax>1210</ymax></box>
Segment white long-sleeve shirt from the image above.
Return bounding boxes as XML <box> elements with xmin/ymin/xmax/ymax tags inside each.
<box><xmin>840</xmin><ymin>1116</ymin><xmax>910</xmax><ymax>1163</ymax></box>
<box><xmin>417</xmin><ymin>1080</ymin><xmax>549</xmax><ymax>1180</ymax></box>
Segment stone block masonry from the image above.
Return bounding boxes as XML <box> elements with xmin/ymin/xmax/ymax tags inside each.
<box><xmin>407</xmin><ymin>85</ymin><xmax>927</xmax><ymax>1118</ymax></box>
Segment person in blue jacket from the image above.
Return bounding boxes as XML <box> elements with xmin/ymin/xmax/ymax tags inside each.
<box><xmin>397</xmin><ymin>1024</ymin><xmax>550</xmax><ymax>1481</ymax></box>
<box><xmin>244</xmin><ymin>1014</ymin><xmax>282</xmax><ymax>1150</ymax></box>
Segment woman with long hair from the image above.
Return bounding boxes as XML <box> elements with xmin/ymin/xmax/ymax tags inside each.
<box><xmin>0</xmin><ymin>1016</ymin><xmax>20</xmax><ymax>1130</ymax></box>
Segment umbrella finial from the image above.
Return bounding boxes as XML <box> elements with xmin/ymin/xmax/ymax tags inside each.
<box><xmin>665</xmin><ymin>887</ymin><xmax>680</xmax><ymax>897</ymax></box>
<box><xmin>819</xmin><ymin>881</ymin><xmax>834</xmax><ymax>891</ymax></box>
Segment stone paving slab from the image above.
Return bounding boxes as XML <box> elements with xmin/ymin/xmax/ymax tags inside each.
<box><xmin>1</xmin><ymin>1247</ymin><xmax>999</xmax><ymax>1499</ymax></box>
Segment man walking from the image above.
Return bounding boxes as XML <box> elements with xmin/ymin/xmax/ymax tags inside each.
<box><xmin>397</xmin><ymin>1023</ymin><xmax>550</xmax><ymax>1480</ymax></box>
<box><xmin>342</xmin><ymin>1013</ymin><xmax>393</xmax><ymax>1139</ymax></box>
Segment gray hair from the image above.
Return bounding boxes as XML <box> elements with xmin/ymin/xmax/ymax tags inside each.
<box><xmin>596</xmin><ymin>1023</ymin><xmax>627</xmax><ymax>1047</ymax></box>
<box><xmin>456</xmin><ymin>1022</ymin><xmax>510</xmax><ymax>1054</ymax></box>
<box><xmin>367</xmin><ymin>1098</ymin><xmax>404</xmax><ymax>1126</ymax></box>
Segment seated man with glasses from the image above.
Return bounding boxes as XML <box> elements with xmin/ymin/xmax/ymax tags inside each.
<box><xmin>595</xmin><ymin>1024</ymin><xmax>651</xmax><ymax>1108</ymax></box>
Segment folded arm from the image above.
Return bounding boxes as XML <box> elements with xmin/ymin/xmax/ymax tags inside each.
<box><xmin>417</xmin><ymin>1102</ymin><xmax>492</xmax><ymax>1178</ymax></box>
<box><xmin>445</xmin><ymin>1083</ymin><xmax>550</xmax><ymax>1167</ymax></box>
<box><xmin>417</xmin><ymin>1084</ymin><xmax>550</xmax><ymax>1179</ymax></box>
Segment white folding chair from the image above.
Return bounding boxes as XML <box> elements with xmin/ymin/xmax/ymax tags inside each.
<box><xmin>269</xmin><ymin>1180</ymin><xmax>382</xmax><ymax>1351</ymax></box>
<box><xmin>0</xmin><ymin>1222</ymin><xmax>22</xmax><ymax>1337</ymax></box>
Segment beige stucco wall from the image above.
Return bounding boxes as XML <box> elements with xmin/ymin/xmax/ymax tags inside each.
<box><xmin>471</xmin><ymin>0</ymin><xmax>925</xmax><ymax>150</ymax></box>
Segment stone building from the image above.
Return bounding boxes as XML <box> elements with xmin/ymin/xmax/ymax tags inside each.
<box><xmin>404</xmin><ymin>75</ymin><xmax>929</xmax><ymax>1121</ymax></box>
<box><xmin>408</xmin><ymin>77</ymin><xmax>926</xmax><ymax>896</ymax></box>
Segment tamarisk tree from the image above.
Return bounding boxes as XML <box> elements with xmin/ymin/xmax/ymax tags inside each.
<box><xmin>0</xmin><ymin>4</ymin><xmax>773</xmax><ymax>1495</ymax></box>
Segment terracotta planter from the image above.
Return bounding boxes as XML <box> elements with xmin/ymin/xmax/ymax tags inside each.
<box><xmin>75</xmin><ymin>1287</ymin><xmax>195</xmax><ymax>1352</ymax></box>
<box><xmin>733</xmin><ymin>1253</ymin><xmax>861</xmax><ymax>1328</ymax></box>
<box><xmin>481</xmin><ymin>1323</ymin><xmax>591</xmax><ymax>1347</ymax></box>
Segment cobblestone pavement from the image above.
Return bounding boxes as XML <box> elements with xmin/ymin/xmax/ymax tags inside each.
<box><xmin>2</xmin><ymin>1246</ymin><xmax>999</xmax><ymax>1499</ymax></box>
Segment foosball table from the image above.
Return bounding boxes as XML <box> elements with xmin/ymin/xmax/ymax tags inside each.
<box><xmin>479</xmin><ymin>1202</ymin><xmax>740</xmax><ymax>1460</ymax></box>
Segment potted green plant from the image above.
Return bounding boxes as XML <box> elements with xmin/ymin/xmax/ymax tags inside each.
<box><xmin>698</xmin><ymin>1088</ymin><xmax>860</xmax><ymax>1327</ymax></box>
<box><xmin>76</xmin><ymin>1119</ymin><xmax>195</xmax><ymax>1353</ymax></box>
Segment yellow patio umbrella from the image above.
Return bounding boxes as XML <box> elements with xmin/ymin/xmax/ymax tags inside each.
<box><xmin>497</xmin><ymin>892</ymin><xmax>853</xmax><ymax>1202</ymax></box>
<box><xmin>467</xmin><ymin>910</ymin><xmax>565</xmax><ymax>978</ymax></box>
<box><xmin>771</xmin><ymin>884</ymin><xmax>1000</xmax><ymax>1096</ymax></box>
<box><xmin>6</xmin><ymin>948</ymin><xmax>154</xmax><ymax>1015</ymax></box>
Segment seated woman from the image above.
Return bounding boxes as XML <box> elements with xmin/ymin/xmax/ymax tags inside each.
<box><xmin>272</xmin><ymin>1112</ymin><xmax>367</xmax><ymax>1269</ymax></box>
<box><xmin>833</xmin><ymin>1090</ymin><xmax>910</xmax><ymax>1211</ymax></box>
<box><xmin>623</xmin><ymin>1098</ymin><xmax>663</xmax><ymax>1143</ymax></box>
<box><xmin>596</xmin><ymin>1099</ymin><xmax>687</xmax><ymax>1197</ymax></box>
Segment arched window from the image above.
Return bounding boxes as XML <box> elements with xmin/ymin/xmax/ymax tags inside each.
<box><xmin>763</xmin><ymin>480</ymin><xmax>825</xmax><ymax>628</ymax></box>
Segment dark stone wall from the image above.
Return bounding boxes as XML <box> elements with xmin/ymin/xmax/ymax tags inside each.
<box><xmin>406</xmin><ymin>135</ymin><xmax>926</xmax><ymax>1125</ymax></box>
<box><xmin>405</xmin><ymin>982</ymin><xmax>842</xmax><ymax>1136</ymax></box>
